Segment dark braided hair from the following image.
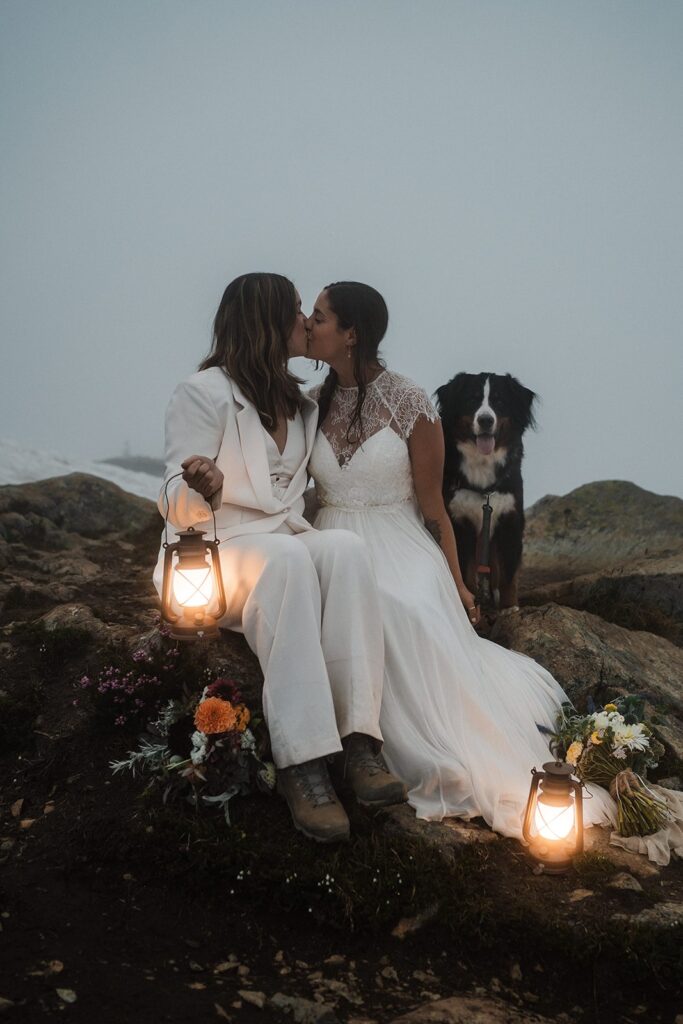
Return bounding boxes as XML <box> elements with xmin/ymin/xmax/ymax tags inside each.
<box><xmin>316</xmin><ymin>282</ymin><xmax>389</xmax><ymax>442</ymax></box>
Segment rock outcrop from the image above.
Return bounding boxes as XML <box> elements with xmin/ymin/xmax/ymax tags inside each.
<box><xmin>1</xmin><ymin>474</ymin><xmax>681</xmax><ymax>769</ymax></box>
<box><xmin>490</xmin><ymin>604</ymin><xmax>683</xmax><ymax>764</ymax></box>
<box><xmin>523</xmin><ymin>553</ymin><xmax>683</xmax><ymax>646</ymax></box>
<box><xmin>522</xmin><ymin>480</ymin><xmax>683</xmax><ymax>589</ymax></box>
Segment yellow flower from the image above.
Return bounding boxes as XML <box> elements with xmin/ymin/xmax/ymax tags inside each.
<box><xmin>194</xmin><ymin>697</ymin><xmax>238</xmax><ymax>735</ymax></box>
<box><xmin>604</xmin><ymin>703</ymin><xmax>618</xmax><ymax>713</ymax></box>
<box><xmin>566</xmin><ymin>741</ymin><xmax>583</xmax><ymax>766</ymax></box>
<box><xmin>590</xmin><ymin>730</ymin><xmax>603</xmax><ymax>745</ymax></box>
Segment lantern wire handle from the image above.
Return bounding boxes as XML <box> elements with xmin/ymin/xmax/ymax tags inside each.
<box><xmin>162</xmin><ymin>470</ymin><xmax>220</xmax><ymax>547</ymax></box>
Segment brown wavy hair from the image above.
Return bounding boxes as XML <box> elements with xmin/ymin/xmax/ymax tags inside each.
<box><xmin>199</xmin><ymin>273</ymin><xmax>303</xmax><ymax>428</ymax></box>
<box><xmin>316</xmin><ymin>281</ymin><xmax>388</xmax><ymax>441</ymax></box>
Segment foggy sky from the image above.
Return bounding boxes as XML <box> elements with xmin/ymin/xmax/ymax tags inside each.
<box><xmin>2</xmin><ymin>0</ymin><xmax>682</xmax><ymax>505</ymax></box>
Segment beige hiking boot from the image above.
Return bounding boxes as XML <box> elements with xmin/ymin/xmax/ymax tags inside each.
<box><xmin>277</xmin><ymin>758</ymin><xmax>350</xmax><ymax>844</ymax></box>
<box><xmin>335</xmin><ymin>733</ymin><xmax>408</xmax><ymax>807</ymax></box>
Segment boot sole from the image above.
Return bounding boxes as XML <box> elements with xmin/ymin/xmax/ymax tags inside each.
<box><xmin>292</xmin><ymin>820</ymin><xmax>350</xmax><ymax>844</ymax></box>
<box><xmin>356</xmin><ymin>790</ymin><xmax>408</xmax><ymax>808</ymax></box>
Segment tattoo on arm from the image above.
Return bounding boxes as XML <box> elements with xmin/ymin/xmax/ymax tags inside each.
<box><xmin>424</xmin><ymin>518</ymin><xmax>442</xmax><ymax>546</ymax></box>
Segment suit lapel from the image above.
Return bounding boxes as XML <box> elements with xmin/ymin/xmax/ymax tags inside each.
<box><xmin>231</xmin><ymin>381</ymin><xmax>280</xmax><ymax>511</ymax></box>
<box><xmin>284</xmin><ymin>394</ymin><xmax>319</xmax><ymax>500</ymax></box>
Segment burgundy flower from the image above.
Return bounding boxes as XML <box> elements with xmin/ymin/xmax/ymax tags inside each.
<box><xmin>205</xmin><ymin>678</ymin><xmax>242</xmax><ymax>703</ymax></box>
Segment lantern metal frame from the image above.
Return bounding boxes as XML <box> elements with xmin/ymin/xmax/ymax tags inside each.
<box><xmin>522</xmin><ymin>760</ymin><xmax>584</xmax><ymax>874</ymax></box>
<box><xmin>160</xmin><ymin>472</ymin><xmax>227</xmax><ymax>640</ymax></box>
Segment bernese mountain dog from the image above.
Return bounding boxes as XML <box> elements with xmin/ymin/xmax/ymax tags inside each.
<box><xmin>434</xmin><ymin>372</ymin><xmax>537</xmax><ymax>610</ymax></box>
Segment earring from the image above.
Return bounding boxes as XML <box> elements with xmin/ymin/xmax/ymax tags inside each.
<box><xmin>346</xmin><ymin>347</ymin><xmax>352</xmax><ymax>360</ymax></box>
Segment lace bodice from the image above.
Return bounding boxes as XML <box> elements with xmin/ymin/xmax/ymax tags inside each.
<box><xmin>310</xmin><ymin>370</ymin><xmax>437</xmax><ymax>466</ymax></box>
<box><xmin>308</xmin><ymin>370</ymin><xmax>439</xmax><ymax>509</ymax></box>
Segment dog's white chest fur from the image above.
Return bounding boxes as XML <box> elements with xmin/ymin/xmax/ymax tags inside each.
<box><xmin>456</xmin><ymin>441</ymin><xmax>508</xmax><ymax>490</ymax></box>
<box><xmin>448</xmin><ymin>488</ymin><xmax>516</xmax><ymax>534</ymax></box>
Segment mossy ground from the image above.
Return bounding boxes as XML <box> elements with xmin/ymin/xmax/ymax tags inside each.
<box><xmin>1</xmin><ymin>624</ymin><xmax>682</xmax><ymax>1023</ymax></box>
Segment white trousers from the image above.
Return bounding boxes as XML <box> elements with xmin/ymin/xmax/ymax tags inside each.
<box><xmin>217</xmin><ymin>528</ymin><xmax>385</xmax><ymax>768</ymax></box>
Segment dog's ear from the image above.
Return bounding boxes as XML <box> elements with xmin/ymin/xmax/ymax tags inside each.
<box><xmin>505</xmin><ymin>374</ymin><xmax>538</xmax><ymax>431</ymax></box>
<box><xmin>434</xmin><ymin>373</ymin><xmax>469</xmax><ymax>418</ymax></box>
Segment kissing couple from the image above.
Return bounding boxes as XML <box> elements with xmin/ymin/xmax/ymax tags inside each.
<box><xmin>154</xmin><ymin>271</ymin><xmax>615</xmax><ymax>844</ymax></box>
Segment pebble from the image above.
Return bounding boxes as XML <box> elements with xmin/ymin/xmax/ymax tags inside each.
<box><xmin>569</xmin><ymin>888</ymin><xmax>594</xmax><ymax>902</ymax></box>
<box><xmin>607</xmin><ymin>872</ymin><xmax>643</xmax><ymax>892</ymax></box>
<box><xmin>239</xmin><ymin>990</ymin><xmax>266</xmax><ymax>1008</ymax></box>
<box><xmin>510</xmin><ymin>963</ymin><xmax>523</xmax><ymax>982</ymax></box>
<box><xmin>56</xmin><ymin>989</ymin><xmax>77</xmax><ymax>1004</ymax></box>
<box><xmin>271</xmin><ymin>992</ymin><xmax>339</xmax><ymax>1023</ymax></box>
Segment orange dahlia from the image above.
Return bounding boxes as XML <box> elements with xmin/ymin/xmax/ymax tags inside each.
<box><xmin>234</xmin><ymin>705</ymin><xmax>251</xmax><ymax>732</ymax></box>
<box><xmin>194</xmin><ymin>697</ymin><xmax>238</xmax><ymax>735</ymax></box>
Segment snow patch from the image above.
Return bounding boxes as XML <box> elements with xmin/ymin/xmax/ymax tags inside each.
<box><xmin>0</xmin><ymin>438</ymin><xmax>162</xmax><ymax>502</ymax></box>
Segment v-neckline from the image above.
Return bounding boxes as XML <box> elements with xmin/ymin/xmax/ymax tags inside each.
<box><xmin>319</xmin><ymin>424</ymin><xmax>396</xmax><ymax>470</ymax></box>
<box><xmin>264</xmin><ymin>411</ymin><xmax>298</xmax><ymax>457</ymax></box>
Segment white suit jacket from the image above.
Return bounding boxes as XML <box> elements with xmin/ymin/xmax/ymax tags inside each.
<box><xmin>153</xmin><ymin>367</ymin><xmax>318</xmax><ymax>591</ymax></box>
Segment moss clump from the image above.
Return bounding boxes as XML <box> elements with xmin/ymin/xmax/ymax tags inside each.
<box><xmin>14</xmin><ymin>620</ymin><xmax>94</xmax><ymax>666</ymax></box>
<box><xmin>572</xmin><ymin>850</ymin><xmax>619</xmax><ymax>884</ymax></box>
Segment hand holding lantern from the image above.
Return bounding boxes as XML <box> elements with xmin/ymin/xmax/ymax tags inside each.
<box><xmin>160</xmin><ymin>471</ymin><xmax>227</xmax><ymax>640</ymax></box>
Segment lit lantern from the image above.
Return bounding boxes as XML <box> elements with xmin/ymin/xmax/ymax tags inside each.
<box><xmin>522</xmin><ymin>761</ymin><xmax>584</xmax><ymax>873</ymax></box>
<box><xmin>160</xmin><ymin>527</ymin><xmax>227</xmax><ymax>640</ymax></box>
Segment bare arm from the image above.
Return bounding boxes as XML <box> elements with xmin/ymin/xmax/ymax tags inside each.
<box><xmin>408</xmin><ymin>416</ymin><xmax>480</xmax><ymax>625</ymax></box>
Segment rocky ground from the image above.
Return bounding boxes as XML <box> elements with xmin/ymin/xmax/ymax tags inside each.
<box><xmin>0</xmin><ymin>475</ymin><xmax>682</xmax><ymax>1024</ymax></box>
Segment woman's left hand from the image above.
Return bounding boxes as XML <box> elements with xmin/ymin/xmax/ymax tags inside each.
<box><xmin>458</xmin><ymin>587</ymin><xmax>480</xmax><ymax>626</ymax></box>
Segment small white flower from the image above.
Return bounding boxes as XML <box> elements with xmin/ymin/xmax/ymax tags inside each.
<box><xmin>612</xmin><ymin>746</ymin><xmax>627</xmax><ymax>760</ymax></box>
<box><xmin>241</xmin><ymin>728</ymin><xmax>256</xmax><ymax>752</ymax></box>
<box><xmin>592</xmin><ymin>710</ymin><xmax>625</xmax><ymax>731</ymax></box>
<box><xmin>190</xmin><ymin>729</ymin><xmax>208</xmax><ymax>765</ymax></box>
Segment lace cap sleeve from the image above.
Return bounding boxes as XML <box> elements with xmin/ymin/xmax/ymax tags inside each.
<box><xmin>390</xmin><ymin>377</ymin><xmax>439</xmax><ymax>440</ymax></box>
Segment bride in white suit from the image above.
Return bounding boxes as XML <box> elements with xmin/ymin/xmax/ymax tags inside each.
<box><xmin>154</xmin><ymin>273</ymin><xmax>405</xmax><ymax>843</ymax></box>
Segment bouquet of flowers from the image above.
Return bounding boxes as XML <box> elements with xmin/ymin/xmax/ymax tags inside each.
<box><xmin>110</xmin><ymin>677</ymin><xmax>275</xmax><ymax>823</ymax></box>
<box><xmin>548</xmin><ymin>695</ymin><xmax>671</xmax><ymax>837</ymax></box>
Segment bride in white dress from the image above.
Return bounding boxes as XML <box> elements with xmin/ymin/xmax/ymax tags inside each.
<box><xmin>304</xmin><ymin>281</ymin><xmax>620</xmax><ymax>841</ymax></box>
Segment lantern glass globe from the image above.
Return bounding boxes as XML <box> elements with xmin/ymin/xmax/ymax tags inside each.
<box><xmin>172</xmin><ymin>565</ymin><xmax>214</xmax><ymax>608</ymax></box>
<box><xmin>534</xmin><ymin>797</ymin><xmax>575</xmax><ymax>841</ymax></box>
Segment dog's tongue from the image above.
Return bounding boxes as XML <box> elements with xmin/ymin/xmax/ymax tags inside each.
<box><xmin>476</xmin><ymin>435</ymin><xmax>495</xmax><ymax>455</ymax></box>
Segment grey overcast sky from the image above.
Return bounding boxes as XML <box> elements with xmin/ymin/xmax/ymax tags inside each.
<box><xmin>1</xmin><ymin>0</ymin><xmax>682</xmax><ymax>505</ymax></box>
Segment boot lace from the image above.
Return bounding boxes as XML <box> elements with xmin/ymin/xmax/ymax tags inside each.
<box><xmin>291</xmin><ymin>761</ymin><xmax>337</xmax><ymax>807</ymax></box>
<box><xmin>346</xmin><ymin>746</ymin><xmax>391</xmax><ymax>778</ymax></box>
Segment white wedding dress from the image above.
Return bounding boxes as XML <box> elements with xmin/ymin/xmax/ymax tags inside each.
<box><xmin>308</xmin><ymin>370</ymin><xmax>622</xmax><ymax>841</ymax></box>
